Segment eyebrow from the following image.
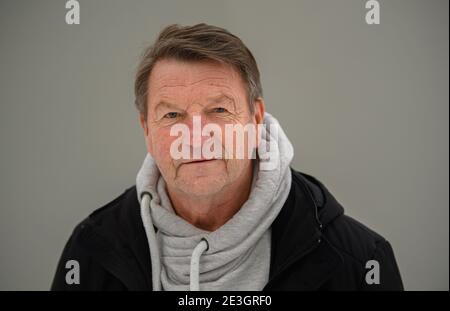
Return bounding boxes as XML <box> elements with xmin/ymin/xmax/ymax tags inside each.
<box><xmin>153</xmin><ymin>93</ymin><xmax>236</xmax><ymax>113</ymax></box>
<box><xmin>154</xmin><ymin>100</ymin><xmax>181</xmax><ymax>113</ymax></box>
<box><xmin>207</xmin><ymin>94</ymin><xmax>236</xmax><ymax>111</ymax></box>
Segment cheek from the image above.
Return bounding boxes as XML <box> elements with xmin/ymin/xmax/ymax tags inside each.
<box><xmin>217</xmin><ymin>123</ymin><xmax>257</xmax><ymax>160</ymax></box>
<box><xmin>150</xmin><ymin>128</ymin><xmax>176</xmax><ymax>162</ymax></box>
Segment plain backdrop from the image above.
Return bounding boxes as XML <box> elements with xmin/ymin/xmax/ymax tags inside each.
<box><xmin>0</xmin><ymin>0</ymin><xmax>448</xmax><ymax>290</ymax></box>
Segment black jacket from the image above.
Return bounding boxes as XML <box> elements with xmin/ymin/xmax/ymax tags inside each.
<box><xmin>51</xmin><ymin>169</ymin><xmax>404</xmax><ymax>291</ymax></box>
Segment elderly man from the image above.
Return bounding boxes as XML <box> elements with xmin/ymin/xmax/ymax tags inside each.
<box><xmin>52</xmin><ymin>23</ymin><xmax>403</xmax><ymax>291</ymax></box>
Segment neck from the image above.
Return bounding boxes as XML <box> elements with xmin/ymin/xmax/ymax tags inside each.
<box><xmin>167</xmin><ymin>162</ymin><xmax>254</xmax><ymax>231</ymax></box>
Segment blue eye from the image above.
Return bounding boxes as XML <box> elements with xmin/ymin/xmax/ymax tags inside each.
<box><xmin>164</xmin><ymin>112</ymin><xmax>179</xmax><ymax>119</ymax></box>
<box><xmin>212</xmin><ymin>107</ymin><xmax>227</xmax><ymax>113</ymax></box>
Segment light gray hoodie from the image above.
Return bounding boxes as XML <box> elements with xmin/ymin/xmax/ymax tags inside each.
<box><xmin>136</xmin><ymin>112</ymin><xmax>294</xmax><ymax>291</ymax></box>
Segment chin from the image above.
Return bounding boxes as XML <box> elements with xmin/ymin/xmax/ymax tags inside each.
<box><xmin>176</xmin><ymin>175</ymin><xmax>227</xmax><ymax>197</ymax></box>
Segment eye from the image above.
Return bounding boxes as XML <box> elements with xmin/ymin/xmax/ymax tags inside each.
<box><xmin>212</xmin><ymin>107</ymin><xmax>228</xmax><ymax>113</ymax></box>
<box><xmin>164</xmin><ymin>112</ymin><xmax>179</xmax><ymax>119</ymax></box>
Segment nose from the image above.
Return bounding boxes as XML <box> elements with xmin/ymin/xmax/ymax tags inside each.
<box><xmin>184</xmin><ymin>114</ymin><xmax>215</xmax><ymax>159</ymax></box>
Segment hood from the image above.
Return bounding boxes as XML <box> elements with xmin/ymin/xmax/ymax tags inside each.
<box><xmin>136</xmin><ymin>112</ymin><xmax>295</xmax><ymax>291</ymax></box>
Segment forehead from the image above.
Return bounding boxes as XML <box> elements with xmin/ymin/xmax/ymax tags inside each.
<box><xmin>147</xmin><ymin>58</ymin><xmax>246</xmax><ymax>98</ymax></box>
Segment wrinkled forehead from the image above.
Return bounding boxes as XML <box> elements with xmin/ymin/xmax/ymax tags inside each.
<box><xmin>147</xmin><ymin>59</ymin><xmax>246</xmax><ymax>100</ymax></box>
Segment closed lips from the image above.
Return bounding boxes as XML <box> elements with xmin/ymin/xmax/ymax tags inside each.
<box><xmin>182</xmin><ymin>159</ymin><xmax>218</xmax><ymax>165</ymax></box>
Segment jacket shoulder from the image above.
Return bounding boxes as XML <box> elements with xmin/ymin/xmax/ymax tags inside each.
<box><xmin>325</xmin><ymin>214</ymin><xmax>387</xmax><ymax>264</ymax></box>
<box><xmin>289</xmin><ymin>169</ymin><xmax>403</xmax><ymax>290</ymax></box>
<box><xmin>291</xmin><ymin>168</ymin><xmax>387</xmax><ymax>263</ymax></box>
<box><xmin>51</xmin><ymin>186</ymin><xmax>138</xmax><ymax>291</ymax></box>
<box><xmin>324</xmin><ymin>215</ymin><xmax>403</xmax><ymax>290</ymax></box>
<box><xmin>86</xmin><ymin>186</ymin><xmax>137</xmax><ymax>225</ymax></box>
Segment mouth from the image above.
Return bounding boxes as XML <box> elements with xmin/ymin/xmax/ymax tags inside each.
<box><xmin>181</xmin><ymin>159</ymin><xmax>219</xmax><ymax>165</ymax></box>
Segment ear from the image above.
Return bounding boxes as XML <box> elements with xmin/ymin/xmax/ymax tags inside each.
<box><xmin>139</xmin><ymin>113</ymin><xmax>154</xmax><ymax>156</ymax></box>
<box><xmin>139</xmin><ymin>113</ymin><xmax>148</xmax><ymax>135</ymax></box>
<box><xmin>253</xmin><ymin>98</ymin><xmax>265</xmax><ymax>125</ymax></box>
<box><xmin>252</xmin><ymin>98</ymin><xmax>265</xmax><ymax>150</ymax></box>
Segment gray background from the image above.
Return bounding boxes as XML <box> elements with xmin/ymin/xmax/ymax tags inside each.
<box><xmin>0</xmin><ymin>0</ymin><xmax>448</xmax><ymax>290</ymax></box>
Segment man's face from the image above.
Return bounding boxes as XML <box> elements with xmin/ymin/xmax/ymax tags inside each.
<box><xmin>140</xmin><ymin>58</ymin><xmax>263</xmax><ymax>197</ymax></box>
